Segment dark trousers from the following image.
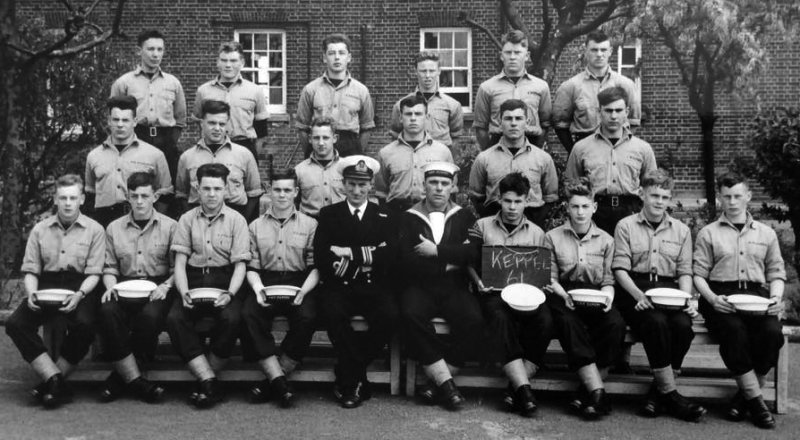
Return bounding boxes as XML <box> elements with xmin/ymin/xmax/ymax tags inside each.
<box><xmin>6</xmin><ymin>272</ymin><xmax>97</xmax><ymax>364</ymax></box>
<box><xmin>593</xmin><ymin>195</ymin><xmax>642</xmax><ymax>236</ymax></box>
<box><xmin>134</xmin><ymin>125</ymin><xmax>181</xmax><ymax>186</ymax></box>
<box><xmin>615</xmin><ymin>279</ymin><xmax>694</xmax><ymax>370</ymax></box>
<box><xmin>547</xmin><ymin>294</ymin><xmax>626</xmax><ymax>371</ymax></box>
<box><xmin>400</xmin><ymin>276</ymin><xmax>485</xmax><ymax>367</ymax></box>
<box><xmin>165</xmin><ymin>266</ymin><xmax>242</xmax><ymax>362</ymax></box>
<box><xmin>481</xmin><ymin>294</ymin><xmax>553</xmax><ymax>365</ymax></box>
<box><xmin>240</xmin><ymin>271</ymin><xmax>319</xmax><ymax>361</ymax></box>
<box><xmin>90</xmin><ymin>202</ymin><xmax>130</xmax><ymax>228</ymax></box>
<box><xmin>98</xmin><ymin>277</ymin><xmax>173</xmax><ymax>362</ymax></box>
<box><xmin>699</xmin><ymin>289</ymin><xmax>783</xmax><ymax>376</ymax></box>
<box><xmin>479</xmin><ymin>202</ymin><xmax>550</xmax><ymax>229</ymax></box>
<box><xmin>231</xmin><ymin>137</ymin><xmax>258</xmax><ymax>159</ymax></box>
<box><xmin>318</xmin><ymin>281</ymin><xmax>398</xmax><ymax>387</ymax></box>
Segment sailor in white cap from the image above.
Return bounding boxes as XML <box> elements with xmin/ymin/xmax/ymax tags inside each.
<box><xmin>398</xmin><ymin>161</ymin><xmax>485</xmax><ymax>411</ymax></box>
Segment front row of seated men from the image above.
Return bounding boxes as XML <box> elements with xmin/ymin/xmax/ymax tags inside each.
<box><xmin>6</xmin><ymin>159</ymin><xmax>784</xmax><ymax>429</ymax></box>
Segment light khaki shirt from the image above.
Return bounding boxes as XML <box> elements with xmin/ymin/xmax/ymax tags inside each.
<box><xmin>295</xmin><ymin>72</ymin><xmax>375</xmax><ymax>134</ymax></box>
<box><xmin>294</xmin><ymin>154</ymin><xmax>345</xmax><ymax>217</ymax></box>
<box><xmin>85</xmin><ymin>137</ymin><xmax>173</xmax><ymax>208</ymax></box>
<box><xmin>693</xmin><ymin>212</ymin><xmax>786</xmax><ymax>284</ymax></box>
<box><xmin>110</xmin><ymin>66</ymin><xmax>186</xmax><ymax>128</ymax></box>
<box><xmin>469</xmin><ymin>213</ymin><xmax>546</xmax><ymax>247</ymax></box>
<box><xmin>104</xmin><ymin>212</ymin><xmax>177</xmax><ymax>278</ymax></box>
<box><xmin>389</xmin><ymin>89</ymin><xmax>463</xmax><ymax>146</ymax></box>
<box><xmin>612</xmin><ymin>212</ymin><xmax>692</xmax><ymax>277</ymax></box>
<box><xmin>473</xmin><ymin>72</ymin><xmax>552</xmax><ymax>136</ymax></box>
<box><xmin>545</xmin><ymin>222</ymin><xmax>615</xmax><ymax>287</ymax></box>
<box><xmin>193</xmin><ymin>75</ymin><xmax>269</xmax><ymax>140</ymax></box>
<box><xmin>552</xmin><ymin>68</ymin><xmax>641</xmax><ymax>134</ymax></box>
<box><xmin>375</xmin><ymin>134</ymin><xmax>454</xmax><ymax>203</ymax></box>
<box><xmin>248</xmin><ymin>207</ymin><xmax>317</xmax><ymax>272</ymax></box>
<box><xmin>21</xmin><ymin>214</ymin><xmax>106</xmax><ymax>276</ymax></box>
<box><xmin>171</xmin><ymin>205</ymin><xmax>250</xmax><ymax>267</ymax></box>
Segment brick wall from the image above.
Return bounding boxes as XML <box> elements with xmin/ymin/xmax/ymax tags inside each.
<box><xmin>18</xmin><ymin>0</ymin><xmax>800</xmax><ymax>202</ymax></box>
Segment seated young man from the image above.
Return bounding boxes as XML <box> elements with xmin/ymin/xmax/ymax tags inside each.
<box><xmin>544</xmin><ymin>178</ymin><xmax>625</xmax><ymax>420</ymax></box>
<box><xmin>613</xmin><ymin>168</ymin><xmax>706</xmax><ymax>421</ymax></box>
<box><xmin>5</xmin><ymin>174</ymin><xmax>105</xmax><ymax>408</ymax></box>
<box><xmin>399</xmin><ymin>161</ymin><xmax>484</xmax><ymax>411</ymax></box>
<box><xmin>97</xmin><ymin>172</ymin><xmax>176</xmax><ymax>403</ymax></box>
<box><xmin>242</xmin><ymin>169</ymin><xmax>320</xmax><ymax>408</ymax></box>
<box><xmin>693</xmin><ymin>172</ymin><xmax>786</xmax><ymax>430</ymax></box>
<box><xmin>167</xmin><ymin>163</ymin><xmax>250</xmax><ymax>408</ymax></box>
<box><xmin>468</xmin><ymin>172</ymin><xmax>553</xmax><ymax>417</ymax></box>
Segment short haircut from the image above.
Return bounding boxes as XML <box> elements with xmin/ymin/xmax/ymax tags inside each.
<box><xmin>270</xmin><ymin>168</ymin><xmax>298</xmax><ymax>185</ymax></box>
<box><xmin>107</xmin><ymin>96</ymin><xmax>138</xmax><ymax>115</ymax></box>
<box><xmin>501</xmin><ymin>30</ymin><xmax>528</xmax><ymax>48</ymax></box>
<box><xmin>55</xmin><ymin>174</ymin><xmax>84</xmax><ymax>192</ymax></box>
<box><xmin>586</xmin><ymin>31</ymin><xmax>610</xmax><ymax>45</ymax></box>
<box><xmin>218</xmin><ymin>41</ymin><xmax>244</xmax><ymax>59</ymax></box>
<box><xmin>641</xmin><ymin>168</ymin><xmax>675</xmax><ymax>191</ymax></box>
<box><xmin>399</xmin><ymin>95</ymin><xmax>428</xmax><ymax>112</ymax></box>
<box><xmin>499</xmin><ymin>99</ymin><xmax>528</xmax><ymax>118</ymax></box>
<box><xmin>310</xmin><ymin>116</ymin><xmax>337</xmax><ymax>133</ymax></box>
<box><xmin>565</xmin><ymin>178</ymin><xmax>595</xmax><ymax>201</ymax></box>
<box><xmin>322</xmin><ymin>33</ymin><xmax>351</xmax><ymax>52</ymax></box>
<box><xmin>597</xmin><ymin>86</ymin><xmax>629</xmax><ymax>107</ymax></box>
<box><xmin>415</xmin><ymin>51</ymin><xmax>440</xmax><ymax>66</ymax></box>
<box><xmin>498</xmin><ymin>172</ymin><xmax>531</xmax><ymax>198</ymax></box>
<box><xmin>137</xmin><ymin>30</ymin><xmax>165</xmax><ymax>47</ymax></box>
<box><xmin>127</xmin><ymin>171</ymin><xmax>156</xmax><ymax>192</ymax></box>
<box><xmin>196</xmin><ymin>163</ymin><xmax>229</xmax><ymax>184</ymax></box>
<box><xmin>717</xmin><ymin>171</ymin><xmax>749</xmax><ymax>191</ymax></box>
<box><xmin>199</xmin><ymin>100</ymin><xmax>231</xmax><ymax>119</ymax></box>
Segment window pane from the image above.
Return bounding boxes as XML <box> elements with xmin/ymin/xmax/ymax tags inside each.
<box><xmin>254</xmin><ymin>33</ymin><xmax>269</xmax><ymax>51</ymax></box>
<box><xmin>453</xmin><ymin>49</ymin><xmax>468</xmax><ymax>67</ymax></box>
<box><xmin>243</xmin><ymin>52</ymin><xmax>253</xmax><ymax>68</ymax></box>
<box><xmin>622</xmin><ymin>47</ymin><xmax>636</xmax><ymax>65</ymax></box>
<box><xmin>439</xmin><ymin>71</ymin><xmax>453</xmax><ymax>87</ymax></box>
<box><xmin>454</xmin><ymin>32</ymin><xmax>468</xmax><ymax>48</ymax></box>
<box><xmin>439</xmin><ymin>49</ymin><xmax>453</xmax><ymax>68</ymax></box>
<box><xmin>270</xmin><ymin>88</ymin><xmax>283</xmax><ymax>105</ymax></box>
<box><xmin>453</xmin><ymin>70</ymin><xmax>467</xmax><ymax>87</ymax></box>
<box><xmin>446</xmin><ymin>93</ymin><xmax>469</xmax><ymax>107</ymax></box>
<box><xmin>240</xmin><ymin>33</ymin><xmax>253</xmax><ymax>51</ymax></box>
<box><xmin>269</xmin><ymin>71</ymin><xmax>283</xmax><ymax>86</ymax></box>
<box><xmin>423</xmin><ymin>32</ymin><xmax>437</xmax><ymax>49</ymax></box>
<box><xmin>269</xmin><ymin>51</ymin><xmax>282</xmax><ymax>68</ymax></box>
<box><xmin>441</xmin><ymin>32</ymin><xmax>453</xmax><ymax>48</ymax></box>
<box><xmin>269</xmin><ymin>34</ymin><xmax>282</xmax><ymax>51</ymax></box>
<box><xmin>241</xmin><ymin>71</ymin><xmax>256</xmax><ymax>83</ymax></box>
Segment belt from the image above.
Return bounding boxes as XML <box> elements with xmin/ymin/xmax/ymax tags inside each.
<box><xmin>629</xmin><ymin>271</ymin><xmax>676</xmax><ymax>285</ymax></box>
<box><xmin>561</xmin><ymin>281</ymin><xmax>603</xmax><ymax>291</ymax></box>
<box><xmin>231</xmin><ymin>136</ymin><xmax>254</xmax><ymax>143</ymax></box>
<box><xmin>595</xmin><ymin>194</ymin><xmax>639</xmax><ymax>208</ymax></box>
<box><xmin>708</xmin><ymin>280</ymin><xmax>765</xmax><ymax>294</ymax></box>
<box><xmin>118</xmin><ymin>274</ymin><xmax>170</xmax><ymax>284</ymax></box>
<box><xmin>96</xmin><ymin>202</ymin><xmax>130</xmax><ymax>214</ymax></box>
<box><xmin>136</xmin><ymin>125</ymin><xmax>176</xmax><ymax>137</ymax></box>
<box><xmin>187</xmin><ymin>265</ymin><xmax>233</xmax><ymax>276</ymax></box>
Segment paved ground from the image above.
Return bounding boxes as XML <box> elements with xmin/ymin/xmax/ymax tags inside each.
<box><xmin>0</xmin><ymin>335</ymin><xmax>798</xmax><ymax>440</ymax></box>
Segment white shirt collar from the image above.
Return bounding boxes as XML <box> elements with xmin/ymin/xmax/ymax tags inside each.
<box><xmin>347</xmin><ymin>201</ymin><xmax>368</xmax><ymax>220</ymax></box>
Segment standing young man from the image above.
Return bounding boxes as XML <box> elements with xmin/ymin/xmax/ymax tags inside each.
<box><xmin>565</xmin><ymin>86</ymin><xmax>656</xmax><ymax>235</ymax></box>
<box><xmin>552</xmin><ymin>31</ymin><xmax>640</xmax><ymax>154</ymax></box>
<box><xmin>175</xmin><ymin>100</ymin><xmax>263</xmax><ymax>222</ymax></box>
<box><xmin>389</xmin><ymin>51</ymin><xmax>463</xmax><ymax>148</ymax></box>
<box><xmin>242</xmin><ymin>169</ymin><xmax>320</xmax><ymax>408</ymax></box>
<box><xmin>5</xmin><ymin>175</ymin><xmax>105</xmax><ymax>408</ymax></box>
<box><xmin>474</xmin><ymin>30</ymin><xmax>551</xmax><ymax>149</ymax></box>
<box><xmin>110</xmin><ymin>29</ymin><xmax>186</xmax><ymax>184</ymax></box>
<box><xmin>469</xmin><ymin>99</ymin><xmax>559</xmax><ymax>227</ymax></box>
<box><xmin>193</xmin><ymin>41</ymin><xmax>269</xmax><ymax>158</ymax></box>
<box><xmin>376</xmin><ymin>95</ymin><xmax>454</xmax><ymax>214</ymax></box>
<box><xmin>167</xmin><ymin>163</ymin><xmax>251</xmax><ymax>408</ymax></box>
<box><xmin>613</xmin><ymin>169</ymin><xmax>706</xmax><ymax>421</ymax></box>
<box><xmin>85</xmin><ymin>96</ymin><xmax>172</xmax><ymax>226</ymax></box>
<box><xmin>296</xmin><ymin>33</ymin><xmax>375</xmax><ymax>158</ymax></box>
<box><xmin>97</xmin><ymin>172</ymin><xmax>176</xmax><ymax>403</ymax></box>
<box><xmin>294</xmin><ymin>117</ymin><xmax>345</xmax><ymax>218</ymax></box>
<box><xmin>545</xmin><ymin>179</ymin><xmax>625</xmax><ymax>420</ymax></box>
<box><xmin>693</xmin><ymin>172</ymin><xmax>786</xmax><ymax>429</ymax></box>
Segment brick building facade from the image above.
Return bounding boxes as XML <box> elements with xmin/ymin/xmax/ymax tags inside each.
<box><xmin>21</xmin><ymin>0</ymin><xmax>800</xmax><ymax>201</ymax></box>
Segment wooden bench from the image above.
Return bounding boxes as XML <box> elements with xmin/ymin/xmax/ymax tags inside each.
<box><xmin>404</xmin><ymin>318</ymin><xmax>796</xmax><ymax>414</ymax></box>
<box><xmin>60</xmin><ymin>316</ymin><xmax>402</xmax><ymax>395</ymax></box>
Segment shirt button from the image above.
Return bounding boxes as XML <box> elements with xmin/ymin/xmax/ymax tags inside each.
<box><xmin>653</xmin><ymin>250</ymin><xmax>657</xmax><ymax>253</ymax></box>
<box><xmin>61</xmin><ymin>250</ymin><xmax>65</xmax><ymax>254</ymax></box>
<box><xmin>740</xmin><ymin>252</ymin><xmax>744</xmax><ymax>255</ymax></box>
<box><xmin>278</xmin><ymin>241</ymin><xmax>282</xmax><ymax>244</ymax></box>
<box><xmin>138</xmin><ymin>251</ymin><xmax>142</xmax><ymax>254</ymax></box>
<box><xmin>207</xmin><ymin>240</ymin><xmax>210</xmax><ymax>243</ymax></box>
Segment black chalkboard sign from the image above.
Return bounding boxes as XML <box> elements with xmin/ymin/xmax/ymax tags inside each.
<box><xmin>481</xmin><ymin>246</ymin><xmax>551</xmax><ymax>289</ymax></box>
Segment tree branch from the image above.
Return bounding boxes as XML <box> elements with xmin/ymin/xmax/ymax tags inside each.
<box><xmin>656</xmin><ymin>20</ymin><xmax>692</xmax><ymax>95</ymax></box>
<box><xmin>500</xmin><ymin>0</ymin><xmax>531</xmax><ymax>36</ymax></box>
<box><xmin>7</xmin><ymin>42</ymin><xmax>36</xmax><ymax>57</ymax></box>
<box><xmin>540</xmin><ymin>0</ymin><xmax>553</xmax><ymax>58</ymax></box>
<box><xmin>460</xmin><ymin>13</ymin><xmax>503</xmax><ymax>50</ymax></box>
<box><xmin>58</xmin><ymin>0</ymin><xmax>75</xmax><ymax>12</ymax></box>
<box><xmin>570</xmin><ymin>0</ymin><xmax>622</xmax><ymax>38</ymax></box>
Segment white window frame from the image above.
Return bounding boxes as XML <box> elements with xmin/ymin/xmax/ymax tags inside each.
<box><xmin>234</xmin><ymin>29</ymin><xmax>287</xmax><ymax>114</ymax></box>
<box><xmin>615</xmin><ymin>39</ymin><xmax>642</xmax><ymax>104</ymax></box>
<box><xmin>419</xmin><ymin>27</ymin><xmax>472</xmax><ymax>111</ymax></box>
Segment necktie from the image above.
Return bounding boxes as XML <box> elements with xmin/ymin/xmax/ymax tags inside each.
<box><xmin>353</xmin><ymin>208</ymin><xmax>360</xmax><ymax>221</ymax></box>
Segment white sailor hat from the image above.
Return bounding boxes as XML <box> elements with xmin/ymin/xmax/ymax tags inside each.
<box><xmin>338</xmin><ymin>155</ymin><xmax>380</xmax><ymax>181</ymax></box>
<box><xmin>422</xmin><ymin>161</ymin><xmax>460</xmax><ymax>180</ymax></box>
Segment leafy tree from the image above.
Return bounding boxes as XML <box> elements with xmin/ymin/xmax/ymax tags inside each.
<box><xmin>0</xmin><ymin>0</ymin><xmax>128</xmax><ymax>280</ymax></box>
<box><xmin>625</xmin><ymin>0</ymin><xmax>800</xmax><ymax>215</ymax></box>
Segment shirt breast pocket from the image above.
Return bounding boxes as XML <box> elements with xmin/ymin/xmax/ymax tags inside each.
<box><xmin>232</xmin><ymin>96</ymin><xmax>256</xmax><ymax>113</ymax></box>
<box><xmin>148</xmin><ymin>243</ymin><xmax>170</xmax><ymax>264</ymax></box>
<box><xmin>660</xmin><ymin>241</ymin><xmax>682</xmax><ymax>259</ymax></box>
<box><xmin>217</xmin><ymin>234</ymin><xmax>233</xmax><ymax>251</ymax></box>
<box><xmin>289</xmin><ymin>232</ymin><xmax>310</xmax><ymax>249</ymax></box>
<box><xmin>93</xmin><ymin>164</ymin><xmax>112</xmax><ymax>180</ymax></box>
<box><xmin>341</xmin><ymin>96</ymin><xmax>361</xmax><ymax>116</ymax></box>
<box><xmin>746</xmin><ymin>241</ymin><xmax>768</xmax><ymax>260</ymax></box>
<box><xmin>159</xmin><ymin>90</ymin><xmax>176</xmax><ymax>117</ymax></box>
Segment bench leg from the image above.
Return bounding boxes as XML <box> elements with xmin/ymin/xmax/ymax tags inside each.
<box><xmin>390</xmin><ymin>335</ymin><xmax>401</xmax><ymax>396</ymax></box>
<box><xmin>405</xmin><ymin>359</ymin><xmax>417</xmax><ymax>397</ymax></box>
<box><xmin>775</xmin><ymin>334</ymin><xmax>790</xmax><ymax>414</ymax></box>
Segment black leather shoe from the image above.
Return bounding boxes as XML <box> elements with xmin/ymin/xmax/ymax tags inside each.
<box><xmin>514</xmin><ymin>384</ymin><xmax>537</xmax><ymax>417</ymax></box>
<box><xmin>438</xmin><ymin>379</ymin><xmax>465</xmax><ymax>411</ymax></box>
<box><xmin>746</xmin><ymin>395</ymin><xmax>776</xmax><ymax>429</ymax></box>
<box><xmin>661</xmin><ymin>390</ymin><xmax>706</xmax><ymax>422</ymax></box>
<box><xmin>640</xmin><ymin>383</ymin><xmax>660</xmax><ymax>418</ymax></box>
<box><xmin>250</xmin><ymin>379</ymin><xmax>271</xmax><ymax>403</ymax></box>
<box><xmin>193</xmin><ymin>378</ymin><xmax>222</xmax><ymax>409</ymax></box>
<box><xmin>502</xmin><ymin>383</ymin><xmax>516</xmax><ymax>412</ymax></box>
<box><xmin>568</xmin><ymin>385</ymin><xmax>587</xmax><ymax>414</ymax></box>
<box><xmin>31</xmin><ymin>381</ymin><xmax>46</xmax><ymax>403</ymax></box>
<box><xmin>582</xmin><ymin>389</ymin><xmax>609</xmax><ymax>420</ymax></box>
<box><xmin>270</xmin><ymin>376</ymin><xmax>294</xmax><ymax>408</ymax></box>
<box><xmin>417</xmin><ymin>381</ymin><xmax>437</xmax><ymax>405</ymax></box>
<box><xmin>339</xmin><ymin>381</ymin><xmax>367</xmax><ymax>409</ymax></box>
<box><xmin>100</xmin><ymin>371</ymin><xmax>126</xmax><ymax>402</ymax></box>
<box><xmin>128</xmin><ymin>377</ymin><xmax>164</xmax><ymax>403</ymax></box>
<box><xmin>41</xmin><ymin>374</ymin><xmax>67</xmax><ymax>409</ymax></box>
<box><xmin>726</xmin><ymin>391</ymin><xmax>748</xmax><ymax>422</ymax></box>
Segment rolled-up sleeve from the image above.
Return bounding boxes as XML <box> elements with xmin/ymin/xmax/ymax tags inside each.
<box><xmin>692</xmin><ymin>228</ymin><xmax>713</xmax><ymax>279</ymax></box>
<box><xmin>359</xmin><ymin>92</ymin><xmax>376</xmax><ymax>131</ymax></box>
<box><xmin>244</xmin><ymin>155</ymin><xmax>264</xmax><ymax>198</ymax></box>
<box><xmin>612</xmin><ymin>222</ymin><xmax>632</xmax><ymax>272</ymax></box>
<box><xmin>171</xmin><ymin>215</ymin><xmax>192</xmax><ymax>256</ymax></box>
<box><xmin>84</xmin><ymin>225</ymin><xmax>107</xmax><ymax>275</ymax></box>
<box><xmin>103</xmin><ymin>229</ymin><xmax>120</xmax><ymax>276</ymax></box>
<box><xmin>552</xmin><ymin>81</ymin><xmax>575</xmax><ymax>130</ymax></box>
<box><xmin>538</xmin><ymin>86</ymin><xmax>552</xmax><ymax>129</ymax></box>
<box><xmin>765</xmin><ymin>231</ymin><xmax>787</xmax><ymax>282</ymax></box>
<box><xmin>230</xmin><ymin>215</ymin><xmax>252</xmax><ymax>263</ymax></box>
<box><xmin>473</xmin><ymin>86</ymin><xmax>491</xmax><ymax>130</ymax></box>
<box><xmin>295</xmin><ymin>85</ymin><xmax>313</xmax><ymax>131</ymax></box>
<box><xmin>676</xmin><ymin>227</ymin><xmax>693</xmax><ymax>277</ymax></box>
<box><xmin>20</xmin><ymin>226</ymin><xmax>42</xmax><ymax>275</ymax></box>
<box><xmin>542</xmin><ymin>156</ymin><xmax>559</xmax><ymax>203</ymax></box>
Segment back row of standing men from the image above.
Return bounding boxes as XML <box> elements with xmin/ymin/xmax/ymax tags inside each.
<box><xmin>4</xmin><ymin>28</ymin><xmax>784</xmax><ymax>431</ymax></box>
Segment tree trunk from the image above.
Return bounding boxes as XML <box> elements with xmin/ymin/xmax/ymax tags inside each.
<box><xmin>0</xmin><ymin>70</ymin><xmax>23</xmax><ymax>279</ymax></box>
<box><xmin>699</xmin><ymin>114</ymin><xmax>716</xmax><ymax>218</ymax></box>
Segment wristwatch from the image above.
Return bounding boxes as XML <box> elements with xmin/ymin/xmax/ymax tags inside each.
<box><xmin>76</xmin><ymin>290</ymin><xmax>86</xmax><ymax>299</ymax></box>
